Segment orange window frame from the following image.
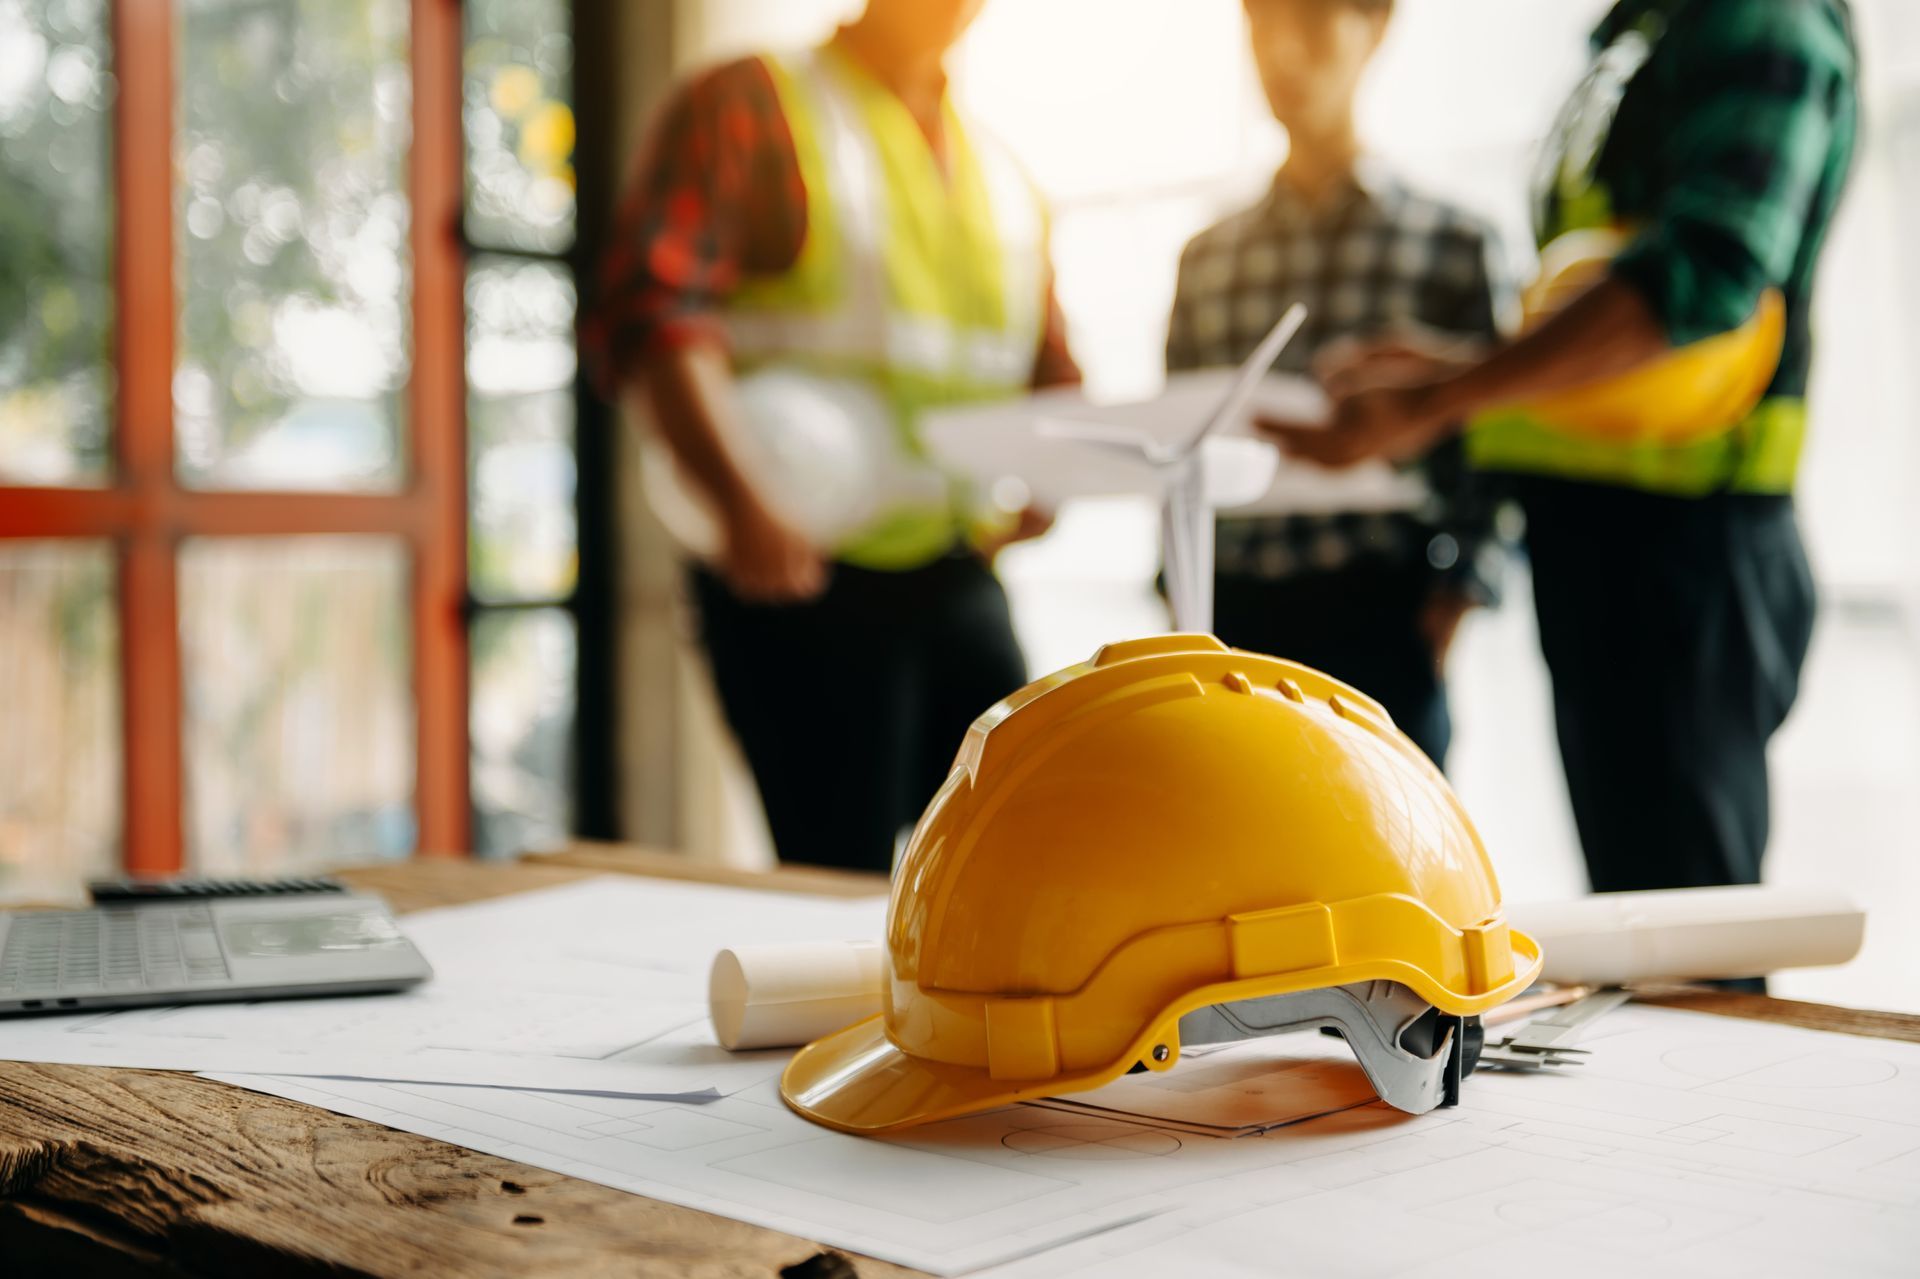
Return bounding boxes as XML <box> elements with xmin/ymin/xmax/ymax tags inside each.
<box><xmin>0</xmin><ymin>0</ymin><xmax>471</xmax><ymax>873</ymax></box>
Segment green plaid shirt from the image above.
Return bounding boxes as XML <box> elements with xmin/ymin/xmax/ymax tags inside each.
<box><xmin>1537</xmin><ymin>0</ymin><xmax>1859</xmax><ymax>401</ymax></box>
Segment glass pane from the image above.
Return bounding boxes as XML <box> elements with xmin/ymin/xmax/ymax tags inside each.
<box><xmin>0</xmin><ymin>542</ymin><xmax>120</xmax><ymax>899</ymax></box>
<box><xmin>0</xmin><ymin>0</ymin><xmax>114</xmax><ymax>485</ymax></box>
<box><xmin>180</xmin><ymin>537</ymin><xmax>414</xmax><ymax>872</ymax></box>
<box><xmin>464</xmin><ymin>0</ymin><xmax>574</xmax><ymax>252</ymax></box>
<box><xmin>173</xmin><ymin>0</ymin><xmax>410</xmax><ymax>491</ymax></box>
<box><xmin>468</xmin><ymin>255</ymin><xmax>577</xmax><ymax>602</ymax></box>
<box><xmin>470</xmin><ymin>608</ymin><xmax>574</xmax><ymax>858</ymax></box>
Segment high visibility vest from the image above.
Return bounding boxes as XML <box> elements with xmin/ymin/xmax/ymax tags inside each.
<box><xmin>721</xmin><ymin>45</ymin><xmax>1048</xmax><ymax>570</ymax></box>
<box><xmin>1467</xmin><ymin>398</ymin><xmax>1805</xmax><ymax>495</ymax></box>
<box><xmin>1465</xmin><ymin>19</ymin><xmax>1806</xmax><ymax>496</ymax></box>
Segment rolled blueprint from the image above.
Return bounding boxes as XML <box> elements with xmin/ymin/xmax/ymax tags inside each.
<box><xmin>709</xmin><ymin>886</ymin><xmax>1866</xmax><ymax>1050</ymax></box>
<box><xmin>1509</xmin><ymin>884</ymin><xmax>1865</xmax><ymax>985</ymax></box>
<box><xmin>709</xmin><ymin>940</ymin><xmax>886</xmax><ymax>1051</ymax></box>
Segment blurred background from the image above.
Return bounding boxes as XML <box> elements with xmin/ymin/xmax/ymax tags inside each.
<box><xmin>2</xmin><ymin>0</ymin><xmax>1916</xmax><ymax>1008</ymax></box>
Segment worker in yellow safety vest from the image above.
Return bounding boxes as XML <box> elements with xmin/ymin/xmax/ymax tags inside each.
<box><xmin>588</xmin><ymin>0</ymin><xmax>1078</xmax><ymax>872</ymax></box>
<box><xmin>1259</xmin><ymin>0</ymin><xmax>1859</xmax><ymax>934</ymax></box>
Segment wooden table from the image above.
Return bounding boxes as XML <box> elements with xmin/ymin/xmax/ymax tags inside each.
<box><xmin>2</xmin><ymin>847</ymin><xmax>1913</xmax><ymax>1277</ymax></box>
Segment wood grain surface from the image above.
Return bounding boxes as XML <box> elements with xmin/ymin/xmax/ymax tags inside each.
<box><xmin>1636</xmin><ymin>987</ymin><xmax>1920</xmax><ymax>1043</ymax></box>
<box><xmin>0</xmin><ymin>852</ymin><xmax>901</xmax><ymax>1278</ymax></box>
<box><xmin>0</xmin><ymin>846</ymin><xmax>1908</xmax><ymax>1277</ymax></box>
<box><xmin>531</xmin><ymin>843</ymin><xmax>891</xmax><ymax>901</ymax></box>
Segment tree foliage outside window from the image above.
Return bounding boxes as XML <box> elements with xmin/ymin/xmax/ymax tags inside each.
<box><xmin>464</xmin><ymin>0</ymin><xmax>575</xmax><ymax>253</ymax></box>
<box><xmin>174</xmin><ymin>0</ymin><xmax>412</xmax><ymax>491</ymax></box>
<box><xmin>462</xmin><ymin>0</ymin><xmax>580</xmax><ymax>859</ymax></box>
<box><xmin>1</xmin><ymin>0</ymin><xmax>589</xmax><ymax>881</ymax></box>
<box><xmin>0</xmin><ymin>0</ymin><xmax>114</xmax><ymax>485</ymax></box>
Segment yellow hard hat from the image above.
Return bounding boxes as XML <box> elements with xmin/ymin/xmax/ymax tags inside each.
<box><xmin>781</xmin><ymin>634</ymin><xmax>1542</xmax><ymax>1134</ymax></box>
<box><xmin>1514</xmin><ymin>227</ymin><xmax>1784</xmax><ymax>445</ymax></box>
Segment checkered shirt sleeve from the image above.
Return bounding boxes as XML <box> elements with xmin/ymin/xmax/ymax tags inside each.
<box><xmin>1607</xmin><ymin>0</ymin><xmax>1858</xmax><ymax>350</ymax></box>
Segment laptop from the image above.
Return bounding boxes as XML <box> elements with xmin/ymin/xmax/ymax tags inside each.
<box><xmin>0</xmin><ymin>894</ymin><xmax>433</xmax><ymax>1015</ymax></box>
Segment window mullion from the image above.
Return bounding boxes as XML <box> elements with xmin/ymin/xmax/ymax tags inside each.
<box><xmin>113</xmin><ymin>0</ymin><xmax>184</xmax><ymax>875</ymax></box>
<box><xmin>412</xmin><ymin>0</ymin><xmax>474</xmax><ymax>857</ymax></box>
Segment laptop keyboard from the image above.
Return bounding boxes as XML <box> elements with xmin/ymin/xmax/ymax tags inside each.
<box><xmin>0</xmin><ymin>906</ymin><xmax>232</xmax><ymax>997</ymax></box>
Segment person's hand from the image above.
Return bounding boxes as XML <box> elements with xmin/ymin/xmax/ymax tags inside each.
<box><xmin>1313</xmin><ymin>335</ymin><xmax>1463</xmax><ymax>399</ymax></box>
<box><xmin>975</xmin><ymin>506</ymin><xmax>1056</xmax><ymax>562</ymax></box>
<box><xmin>718</xmin><ymin>500</ymin><xmax>828</xmax><ymax>603</ymax></box>
<box><xmin>1258</xmin><ymin>330</ymin><xmax>1479</xmax><ymax>468</ymax></box>
<box><xmin>1419</xmin><ymin>589</ymin><xmax>1476</xmax><ymax>671</ymax></box>
<box><xmin>1257</xmin><ymin>378</ymin><xmax>1457</xmax><ymax>468</ymax></box>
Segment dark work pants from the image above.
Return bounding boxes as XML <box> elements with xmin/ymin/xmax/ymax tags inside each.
<box><xmin>690</xmin><ymin>554</ymin><xmax>1027</xmax><ymax>873</ymax></box>
<box><xmin>1518</xmin><ymin>477</ymin><xmax>1816</xmax><ymax>895</ymax></box>
<box><xmin>1212</xmin><ymin>564</ymin><xmax>1452</xmax><ymax>769</ymax></box>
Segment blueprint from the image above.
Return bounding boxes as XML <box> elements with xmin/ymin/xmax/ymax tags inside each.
<box><xmin>0</xmin><ymin>877</ymin><xmax>884</xmax><ymax>1094</ymax></box>
<box><xmin>922</xmin><ymin>369</ymin><xmax>1428</xmax><ymax>517</ymax></box>
<box><xmin>210</xmin><ymin>1005</ymin><xmax>1920</xmax><ymax>1276</ymax></box>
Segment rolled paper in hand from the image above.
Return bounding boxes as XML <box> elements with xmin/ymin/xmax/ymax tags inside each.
<box><xmin>709</xmin><ymin>940</ymin><xmax>886</xmax><ymax>1051</ymax></box>
<box><xmin>1509</xmin><ymin>884</ymin><xmax>1865</xmax><ymax>985</ymax></box>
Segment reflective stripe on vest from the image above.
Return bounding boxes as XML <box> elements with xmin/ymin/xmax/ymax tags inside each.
<box><xmin>1468</xmin><ymin>397</ymin><xmax>1806</xmax><ymax>496</ymax></box>
<box><xmin>722</xmin><ymin>47</ymin><xmax>1047</xmax><ymax>569</ymax></box>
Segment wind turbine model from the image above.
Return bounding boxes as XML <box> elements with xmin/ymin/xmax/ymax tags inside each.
<box><xmin>1037</xmin><ymin>304</ymin><xmax>1309</xmax><ymax>632</ymax></box>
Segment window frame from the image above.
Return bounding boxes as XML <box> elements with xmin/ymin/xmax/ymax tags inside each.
<box><xmin>458</xmin><ymin>0</ymin><xmax>615</xmax><ymax>856</ymax></box>
<box><xmin>0</xmin><ymin>0</ymin><xmax>472</xmax><ymax>872</ymax></box>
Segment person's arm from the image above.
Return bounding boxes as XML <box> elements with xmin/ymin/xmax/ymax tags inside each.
<box><xmin>1271</xmin><ymin>0</ymin><xmax>1853</xmax><ymax>467</ymax></box>
<box><xmin>1607</xmin><ymin>0</ymin><xmax>1855</xmax><ymax>349</ymax></box>
<box><xmin>587</xmin><ymin>60</ymin><xmax>825</xmax><ymax>601</ymax></box>
<box><xmin>632</xmin><ymin>343</ymin><xmax>825</xmax><ymax>600</ymax></box>
<box><xmin>1030</xmin><ymin>273</ymin><xmax>1081</xmax><ymax>390</ymax></box>
<box><xmin>1269</xmin><ymin>268</ymin><xmax>1670</xmax><ymax>467</ymax></box>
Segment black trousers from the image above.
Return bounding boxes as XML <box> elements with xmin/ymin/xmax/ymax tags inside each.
<box><xmin>1212</xmin><ymin>564</ymin><xmax>1452</xmax><ymax>769</ymax></box>
<box><xmin>1519</xmin><ymin>477</ymin><xmax>1816</xmax><ymax>894</ymax></box>
<box><xmin>690</xmin><ymin>554</ymin><xmax>1027</xmax><ymax>872</ymax></box>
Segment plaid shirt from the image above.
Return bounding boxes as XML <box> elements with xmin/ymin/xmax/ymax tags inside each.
<box><xmin>1167</xmin><ymin>168</ymin><xmax>1514</xmax><ymax>599</ymax></box>
<box><xmin>1551</xmin><ymin>0</ymin><xmax>1859</xmax><ymax>400</ymax></box>
<box><xmin>584</xmin><ymin>55</ymin><xmax>1079</xmax><ymax>392</ymax></box>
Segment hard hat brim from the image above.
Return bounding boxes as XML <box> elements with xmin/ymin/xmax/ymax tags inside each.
<box><xmin>780</xmin><ymin>1014</ymin><xmax>1092</xmax><ymax>1135</ymax></box>
<box><xmin>783</xmin><ymin>925</ymin><xmax>1545</xmax><ymax>1134</ymax></box>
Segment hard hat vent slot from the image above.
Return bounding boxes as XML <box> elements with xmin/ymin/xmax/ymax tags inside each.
<box><xmin>1091</xmin><ymin>634</ymin><xmax>1228</xmax><ymax>667</ymax></box>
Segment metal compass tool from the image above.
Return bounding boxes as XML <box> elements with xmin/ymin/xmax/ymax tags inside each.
<box><xmin>1478</xmin><ymin>988</ymin><xmax>1630</xmax><ymax>1072</ymax></box>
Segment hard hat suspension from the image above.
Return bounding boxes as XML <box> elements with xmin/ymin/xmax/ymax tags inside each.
<box><xmin>1177</xmin><ymin>980</ymin><xmax>1482</xmax><ymax>1115</ymax></box>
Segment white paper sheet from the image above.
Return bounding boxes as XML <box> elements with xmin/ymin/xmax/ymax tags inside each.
<box><xmin>921</xmin><ymin>369</ymin><xmax>1427</xmax><ymax>517</ymax></box>
<box><xmin>0</xmin><ymin>877</ymin><xmax>884</xmax><ymax>1095</ymax></box>
<box><xmin>210</xmin><ymin>1006</ymin><xmax>1920</xmax><ymax>1277</ymax></box>
<box><xmin>982</xmin><ymin>1005</ymin><xmax>1920</xmax><ymax>1278</ymax></box>
<box><xmin>207</xmin><ymin>1070</ymin><xmax>1173</xmax><ymax>1274</ymax></box>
